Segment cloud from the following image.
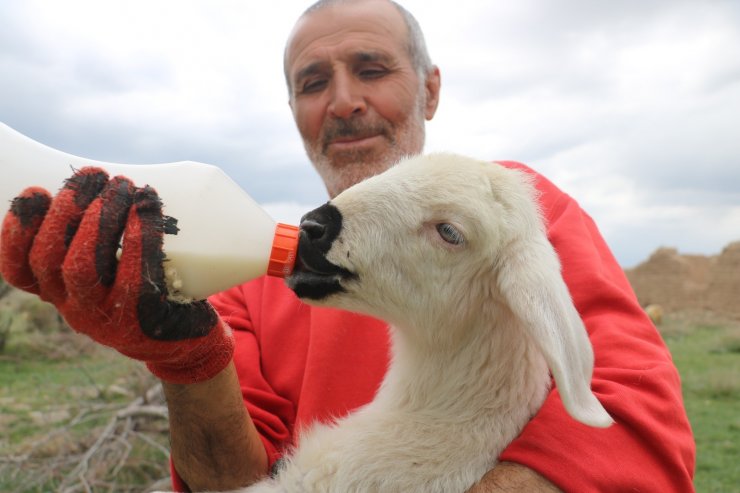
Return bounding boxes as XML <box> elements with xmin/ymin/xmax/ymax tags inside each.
<box><xmin>1</xmin><ymin>0</ymin><xmax>738</xmax><ymax>267</ymax></box>
<box><xmin>0</xmin><ymin>1</ymin><xmax>323</xmax><ymax>204</ymax></box>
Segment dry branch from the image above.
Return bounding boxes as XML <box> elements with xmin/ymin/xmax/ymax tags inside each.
<box><xmin>1</xmin><ymin>383</ymin><xmax>172</xmax><ymax>493</ymax></box>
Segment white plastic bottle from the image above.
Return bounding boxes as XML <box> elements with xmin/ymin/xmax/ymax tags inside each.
<box><xmin>0</xmin><ymin>122</ymin><xmax>299</xmax><ymax>300</ymax></box>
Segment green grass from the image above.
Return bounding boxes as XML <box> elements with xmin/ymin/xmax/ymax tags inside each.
<box><xmin>661</xmin><ymin>316</ymin><xmax>740</xmax><ymax>493</ymax></box>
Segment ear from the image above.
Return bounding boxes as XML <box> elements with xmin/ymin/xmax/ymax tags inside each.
<box><xmin>497</xmin><ymin>236</ymin><xmax>613</xmax><ymax>428</ymax></box>
<box><xmin>423</xmin><ymin>66</ymin><xmax>441</xmax><ymax>120</ymax></box>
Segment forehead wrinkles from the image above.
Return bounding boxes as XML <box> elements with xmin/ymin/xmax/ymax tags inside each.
<box><xmin>286</xmin><ymin>5</ymin><xmax>410</xmax><ymax>82</ymax></box>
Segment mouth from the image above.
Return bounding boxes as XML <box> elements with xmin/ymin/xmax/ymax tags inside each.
<box><xmin>286</xmin><ymin>232</ymin><xmax>358</xmax><ymax>301</ymax></box>
<box><xmin>323</xmin><ymin>131</ymin><xmax>386</xmax><ymax>154</ymax></box>
<box><xmin>331</xmin><ymin>134</ymin><xmax>380</xmax><ymax>144</ymax></box>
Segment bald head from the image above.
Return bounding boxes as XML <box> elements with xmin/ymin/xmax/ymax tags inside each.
<box><xmin>284</xmin><ymin>0</ymin><xmax>433</xmax><ymax>95</ymax></box>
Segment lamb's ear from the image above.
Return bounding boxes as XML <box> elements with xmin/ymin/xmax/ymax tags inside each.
<box><xmin>497</xmin><ymin>236</ymin><xmax>613</xmax><ymax>428</ymax></box>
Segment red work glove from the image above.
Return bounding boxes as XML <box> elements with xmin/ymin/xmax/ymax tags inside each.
<box><xmin>0</xmin><ymin>167</ymin><xmax>233</xmax><ymax>384</ymax></box>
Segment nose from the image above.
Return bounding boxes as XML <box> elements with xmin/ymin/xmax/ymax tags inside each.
<box><xmin>301</xmin><ymin>218</ymin><xmax>327</xmax><ymax>243</ymax></box>
<box><xmin>328</xmin><ymin>73</ymin><xmax>367</xmax><ymax>119</ymax></box>
<box><xmin>299</xmin><ymin>202</ymin><xmax>344</xmax><ymax>254</ymax></box>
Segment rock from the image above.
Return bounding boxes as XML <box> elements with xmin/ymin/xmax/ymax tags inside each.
<box><xmin>29</xmin><ymin>408</ymin><xmax>71</xmax><ymax>426</ymax></box>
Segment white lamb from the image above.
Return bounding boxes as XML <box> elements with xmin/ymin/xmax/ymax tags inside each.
<box><xmin>200</xmin><ymin>153</ymin><xmax>613</xmax><ymax>492</ymax></box>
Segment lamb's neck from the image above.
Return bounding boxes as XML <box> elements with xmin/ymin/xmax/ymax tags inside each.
<box><xmin>374</xmin><ymin>316</ymin><xmax>550</xmax><ymax>422</ymax></box>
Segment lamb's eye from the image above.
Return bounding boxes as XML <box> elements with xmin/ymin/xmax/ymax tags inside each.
<box><xmin>436</xmin><ymin>223</ymin><xmax>465</xmax><ymax>245</ymax></box>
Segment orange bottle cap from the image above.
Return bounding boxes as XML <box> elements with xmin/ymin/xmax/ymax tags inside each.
<box><xmin>267</xmin><ymin>223</ymin><xmax>299</xmax><ymax>278</ymax></box>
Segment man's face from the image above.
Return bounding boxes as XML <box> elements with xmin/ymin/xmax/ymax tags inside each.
<box><xmin>285</xmin><ymin>0</ymin><xmax>440</xmax><ymax>197</ymax></box>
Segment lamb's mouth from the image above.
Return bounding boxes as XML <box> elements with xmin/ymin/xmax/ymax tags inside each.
<box><xmin>286</xmin><ymin>247</ymin><xmax>357</xmax><ymax>301</ymax></box>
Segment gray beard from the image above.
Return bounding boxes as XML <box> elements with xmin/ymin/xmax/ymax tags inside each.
<box><xmin>305</xmin><ymin>92</ymin><xmax>428</xmax><ymax>197</ymax></box>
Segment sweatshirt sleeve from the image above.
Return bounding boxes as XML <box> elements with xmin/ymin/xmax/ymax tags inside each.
<box><xmin>497</xmin><ymin>162</ymin><xmax>695</xmax><ymax>492</ymax></box>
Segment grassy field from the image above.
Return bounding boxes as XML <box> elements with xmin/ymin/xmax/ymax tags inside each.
<box><xmin>0</xmin><ymin>293</ymin><xmax>171</xmax><ymax>492</ymax></box>
<box><xmin>1</xmin><ymin>292</ymin><xmax>738</xmax><ymax>491</ymax></box>
<box><xmin>660</xmin><ymin>312</ymin><xmax>740</xmax><ymax>493</ymax></box>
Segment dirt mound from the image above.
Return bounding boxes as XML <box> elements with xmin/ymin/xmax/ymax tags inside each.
<box><xmin>706</xmin><ymin>242</ymin><xmax>740</xmax><ymax>316</ymax></box>
<box><xmin>625</xmin><ymin>242</ymin><xmax>740</xmax><ymax>318</ymax></box>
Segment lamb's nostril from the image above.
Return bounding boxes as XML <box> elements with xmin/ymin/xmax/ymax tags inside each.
<box><xmin>299</xmin><ymin>202</ymin><xmax>343</xmax><ymax>250</ymax></box>
<box><xmin>301</xmin><ymin>219</ymin><xmax>327</xmax><ymax>242</ymax></box>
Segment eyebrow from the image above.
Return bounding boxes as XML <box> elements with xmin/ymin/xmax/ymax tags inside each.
<box><xmin>351</xmin><ymin>50</ymin><xmax>394</xmax><ymax>65</ymax></box>
<box><xmin>294</xmin><ymin>61</ymin><xmax>327</xmax><ymax>85</ymax></box>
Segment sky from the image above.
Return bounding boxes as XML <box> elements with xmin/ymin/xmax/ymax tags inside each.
<box><xmin>1</xmin><ymin>0</ymin><xmax>739</xmax><ymax>268</ymax></box>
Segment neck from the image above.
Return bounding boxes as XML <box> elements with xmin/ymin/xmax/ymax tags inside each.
<box><xmin>373</xmin><ymin>311</ymin><xmax>550</xmax><ymax>424</ymax></box>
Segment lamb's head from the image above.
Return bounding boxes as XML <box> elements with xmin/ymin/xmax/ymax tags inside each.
<box><xmin>289</xmin><ymin>153</ymin><xmax>513</xmax><ymax>327</ymax></box>
<box><xmin>287</xmin><ymin>152</ymin><xmax>613</xmax><ymax>428</ymax></box>
<box><xmin>289</xmin><ymin>153</ymin><xmax>548</xmax><ymax>331</ymax></box>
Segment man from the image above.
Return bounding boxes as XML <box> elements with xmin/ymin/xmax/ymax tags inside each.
<box><xmin>0</xmin><ymin>0</ymin><xmax>695</xmax><ymax>491</ymax></box>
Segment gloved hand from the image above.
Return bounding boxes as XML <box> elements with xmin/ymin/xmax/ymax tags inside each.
<box><xmin>0</xmin><ymin>167</ymin><xmax>233</xmax><ymax>384</ymax></box>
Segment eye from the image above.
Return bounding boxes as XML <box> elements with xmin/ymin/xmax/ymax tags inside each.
<box><xmin>301</xmin><ymin>78</ymin><xmax>328</xmax><ymax>94</ymax></box>
<box><xmin>358</xmin><ymin>67</ymin><xmax>388</xmax><ymax>80</ymax></box>
<box><xmin>436</xmin><ymin>223</ymin><xmax>465</xmax><ymax>245</ymax></box>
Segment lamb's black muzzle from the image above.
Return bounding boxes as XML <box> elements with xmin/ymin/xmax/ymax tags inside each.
<box><xmin>300</xmin><ymin>202</ymin><xmax>342</xmax><ymax>258</ymax></box>
<box><xmin>288</xmin><ymin>202</ymin><xmax>357</xmax><ymax>300</ymax></box>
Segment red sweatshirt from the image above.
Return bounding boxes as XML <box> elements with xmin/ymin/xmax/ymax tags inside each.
<box><xmin>174</xmin><ymin>162</ymin><xmax>695</xmax><ymax>492</ymax></box>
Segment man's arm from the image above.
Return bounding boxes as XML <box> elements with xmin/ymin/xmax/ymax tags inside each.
<box><xmin>0</xmin><ymin>168</ymin><xmax>268</xmax><ymax>491</ymax></box>
<box><xmin>467</xmin><ymin>462</ymin><xmax>560</xmax><ymax>493</ymax></box>
<box><xmin>164</xmin><ymin>361</ymin><xmax>268</xmax><ymax>491</ymax></box>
